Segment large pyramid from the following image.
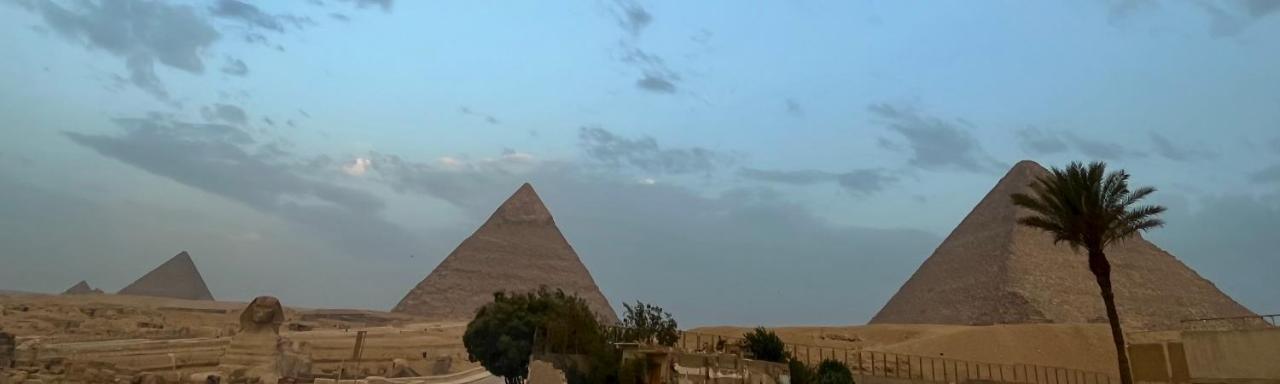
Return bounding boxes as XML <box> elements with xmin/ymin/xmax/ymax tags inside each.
<box><xmin>393</xmin><ymin>183</ymin><xmax>618</xmax><ymax>323</ymax></box>
<box><xmin>871</xmin><ymin>160</ymin><xmax>1256</xmax><ymax>330</ymax></box>
<box><xmin>117</xmin><ymin>251</ymin><xmax>215</xmax><ymax>301</ymax></box>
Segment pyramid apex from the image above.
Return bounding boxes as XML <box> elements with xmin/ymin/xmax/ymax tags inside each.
<box><xmin>1011</xmin><ymin>159</ymin><xmax>1044</xmax><ymax>171</ymax></box>
<box><xmin>487</xmin><ymin>182</ymin><xmax>554</xmax><ymax>225</ymax></box>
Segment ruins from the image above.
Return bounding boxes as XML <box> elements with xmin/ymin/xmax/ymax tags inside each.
<box><xmin>393</xmin><ymin>183</ymin><xmax>618</xmax><ymax>323</ymax></box>
<box><xmin>118</xmin><ymin>251</ymin><xmax>215</xmax><ymax>301</ymax></box>
<box><xmin>872</xmin><ymin>160</ymin><xmax>1257</xmax><ymax>330</ymax></box>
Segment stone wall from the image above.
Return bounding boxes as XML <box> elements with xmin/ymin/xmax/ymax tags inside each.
<box><xmin>1182</xmin><ymin>328</ymin><xmax>1280</xmax><ymax>382</ymax></box>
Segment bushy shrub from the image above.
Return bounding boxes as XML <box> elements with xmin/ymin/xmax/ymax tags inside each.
<box><xmin>618</xmin><ymin>301</ymin><xmax>679</xmax><ymax>346</ymax></box>
<box><xmin>814</xmin><ymin>359</ymin><xmax>854</xmax><ymax>384</ymax></box>
<box><xmin>789</xmin><ymin>359</ymin><xmax>815</xmax><ymax>384</ymax></box>
<box><xmin>741</xmin><ymin>327</ymin><xmax>788</xmax><ymax>363</ymax></box>
<box><xmin>464</xmin><ymin>288</ymin><xmax>613</xmax><ymax>384</ymax></box>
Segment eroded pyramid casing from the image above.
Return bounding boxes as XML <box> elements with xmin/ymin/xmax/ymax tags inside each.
<box><xmin>117</xmin><ymin>251</ymin><xmax>215</xmax><ymax>301</ymax></box>
<box><xmin>394</xmin><ymin>184</ymin><xmax>618</xmax><ymax>323</ymax></box>
<box><xmin>871</xmin><ymin>160</ymin><xmax>1256</xmax><ymax>330</ymax></box>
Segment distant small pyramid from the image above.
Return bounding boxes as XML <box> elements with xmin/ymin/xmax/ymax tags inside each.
<box><xmin>62</xmin><ymin>280</ymin><xmax>102</xmax><ymax>295</ymax></box>
<box><xmin>871</xmin><ymin>160</ymin><xmax>1256</xmax><ymax>330</ymax></box>
<box><xmin>393</xmin><ymin>183</ymin><xmax>618</xmax><ymax>322</ymax></box>
<box><xmin>117</xmin><ymin>251</ymin><xmax>215</xmax><ymax>301</ymax></box>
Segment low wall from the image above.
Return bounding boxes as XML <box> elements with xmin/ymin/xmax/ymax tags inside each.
<box><xmin>1183</xmin><ymin>328</ymin><xmax>1280</xmax><ymax>382</ymax></box>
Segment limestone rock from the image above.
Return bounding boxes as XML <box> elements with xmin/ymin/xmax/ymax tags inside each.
<box><xmin>118</xmin><ymin>252</ymin><xmax>214</xmax><ymax>301</ymax></box>
<box><xmin>871</xmin><ymin>160</ymin><xmax>1258</xmax><ymax>330</ymax></box>
<box><xmin>393</xmin><ymin>183</ymin><xmax>618</xmax><ymax>323</ymax></box>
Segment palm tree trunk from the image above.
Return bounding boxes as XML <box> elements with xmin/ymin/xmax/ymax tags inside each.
<box><xmin>1088</xmin><ymin>246</ymin><xmax>1133</xmax><ymax>384</ymax></box>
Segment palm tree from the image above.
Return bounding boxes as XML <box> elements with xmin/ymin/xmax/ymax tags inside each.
<box><xmin>1010</xmin><ymin>161</ymin><xmax>1165</xmax><ymax>384</ymax></box>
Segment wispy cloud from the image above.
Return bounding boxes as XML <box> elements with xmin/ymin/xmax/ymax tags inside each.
<box><xmin>65</xmin><ymin>115</ymin><xmax>415</xmax><ymax>254</ymax></box>
<box><xmin>578</xmin><ymin>126</ymin><xmax>732</xmax><ymax>175</ymax></box>
<box><xmin>1149</xmin><ymin>132</ymin><xmax>1216</xmax><ymax>162</ymax></box>
<box><xmin>17</xmin><ymin>0</ymin><xmax>220</xmax><ymax>101</ymax></box>
<box><xmin>739</xmin><ymin>167</ymin><xmax>897</xmax><ymax>195</ymax></box>
<box><xmin>221</xmin><ymin>57</ymin><xmax>250</xmax><ymax>77</ymax></box>
<box><xmin>870</xmin><ymin>103</ymin><xmax>1003</xmax><ymax>173</ymax></box>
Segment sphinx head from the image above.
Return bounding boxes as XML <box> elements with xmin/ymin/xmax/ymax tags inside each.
<box><xmin>238</xmin><ymin>296</ymin><xmax>284</xmax><ymax>334</ymax></box>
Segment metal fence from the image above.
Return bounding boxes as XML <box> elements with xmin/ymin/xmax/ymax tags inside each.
<box><xmin>673</xmin><ymin>330</ymin><xmax>1116</xmax><ymax>384</ymax></box>
<box><xmin>1178</xmin><ymin>313</ymin><xmax>1277</xmax><ymax>331</ymax></box>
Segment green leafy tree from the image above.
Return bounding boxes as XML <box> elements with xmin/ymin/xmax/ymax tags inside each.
<box><xmin>741</xmin><ymin>327</ymin><xmax>788</xmax><ymax>363</ymax></box>
<box><xmin>1011</xmin><ymin>161</ymin><xmax>1165</xmax><ymax>384</ymax></box>
<box><xmin>464</xmin><ymin>288</ymin><xmax>614</xmax><ymax>384</ymax></box>
<box><xmin>788</xmin><ymin>359</ymin><xmax>814</xmax><ymax>384</ymax></box>
<box><xmin>814</xmin><ymin>359</ymin><xmax>854</xmax><ymax>384</ymax></box>
<box><xmin>618</xmin><ymin>301</ymin><xmax>679</xmax><ymax>346</ymax></box>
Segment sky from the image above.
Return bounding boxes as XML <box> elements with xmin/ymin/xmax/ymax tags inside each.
<box><xmin>0</xmin><ymin>0</ymin><xmax>1278</xmax><ymax>327</ymax></box>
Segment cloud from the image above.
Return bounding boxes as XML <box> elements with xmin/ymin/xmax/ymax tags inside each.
<box><xmin>1196</xmin><ymin>0</ymin><xmax>1280</xmax><ymax>37</ymax></box>
<box><xmin>612</xmin><ymin>0</ymin><xmax>653</xmax><ymax>36</ymax></box>
<box><xmin>622</xmin><ymin>48</ymin><xmax>681</xmax><ymax>94</ymax></box>
<box><xmin>458</xmin><ymin>106</ymin><xmax>500</xmax><ymax>125</ymax></box>
<box><xmin>578</xmin><ymin>126</ymin><xmax>732</xmax><ymax>175</ymax></box>
<box><xmin>330</xmin><ymin>13</ymin><xmax>351</xmax><ymax>22</ymax></box>
<box><xmin>64</xmin><ymin>115</ymin><xmax>416</xmax><ymax>255</ymax></box>
<box><xmin>1251</xmin><ymin>164</ymin><xmax>1280</xmax><ymax>184</ymax></box>
<box><xmin>201</xmin><ymin>104</ymin><xmax>249</xmax><ymax>126</ymax></box>
<box><xmin>869</xmin><ymin>103</ymin><xmax>1003</xmax><ymax>173</ymax></box>
<box><xmin>739</xmin><ymin>168</ymin><xmax>897</xmax><ymax>195</ymax></box>
<box><xmin>336</xmin><ymin>0</ymin><xmax>392</xmax><ymax>11</ymax></box>
<box><xmin>785</xmin><ymin>99</ymin><xmax>804</xmax><ymax>117</ymax></box>
<box><xmin>372</xmin><ymin>153</ymin><xmax>941</xmax><ymax>325</ymax></box>
<box><xmin>342</xmin><ymin>157</ymin><xmax>372</xmax><ymax>176</ymax></box>
<box><xmin>636</xmin><ymin>74</ymin><xmax>677</xmax><ymax>93</ymax></box>
<box><xmin>1105</xmin><ymin>0</ymin><xmax>1158</xmax><ymax>24</ymax></box>
<box><xmin>19</xmin><ymin>0</ymin><xmax>220</xmax><ymax>100</ymax></box>
<box><xmin>1065</xmin><ymin>133</ymin><xmax>1145</xmax><ymax>160</ymax></box>
<box><xmin>221</xmin><ymin>57</ymin><xmax>249</xmax><ymax>76</ymax></box>
<box><xmin>1015</xmin><ymin>127</ymin><xmax>1069</xmax><ymax>155</ymax></box>
<box><xmin>1016</xmin><ymin>127</ymin><xmax>1152</xmax><ymax>161</ymax></box>
<box><xmin>210</xmin><ymin>0</ymin><xmax>285</xmax><ymax>32</ymax></box>
<box><xmin>1148</xmin><ymin>132</ymin><xmax>1216</xmax><ymax>162</ymax></box>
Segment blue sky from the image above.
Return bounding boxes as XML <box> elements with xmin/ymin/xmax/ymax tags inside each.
<box><xmin>1</xmin><ymin>0</ymin><xmax>1278</xmax><ymax>326</ymax></box>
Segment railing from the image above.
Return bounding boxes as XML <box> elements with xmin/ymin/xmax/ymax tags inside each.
<box><xmin>1179</xmin><ymin>313</ymin><xmax>1277</xmax><ymax>331</ymax></box>
<box><xmin>536</xmin><ymin>325</ymin><xmax>1117</xmax><ymax>384</ymax></box>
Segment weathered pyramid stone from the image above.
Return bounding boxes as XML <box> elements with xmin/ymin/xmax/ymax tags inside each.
<box><xmin>393</xmin><ymin>183</ymin><xmax>618</xmax><ymax>323</ymax></box>
<box><xmin>871</xmin><ymin>160</ymin><xmax>1256</xmax><ymax>330</ymax></box>
<box><xmin>118</xmin><ymin>251</ymin><xmax>215</xmax><ymax>301</ymax></box>
<box><xmin>62</xmin><ymin>280</ymin><xmax>103</xmax><ymax>295</ymax></box>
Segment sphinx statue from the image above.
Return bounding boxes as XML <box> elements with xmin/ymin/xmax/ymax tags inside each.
<box><xmin>194</xmin><ymin>296</ymin><xmax>311</xmax><ymax>384</ymax></box>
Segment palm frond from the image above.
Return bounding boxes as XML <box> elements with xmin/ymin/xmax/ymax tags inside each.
<box><xmin>1012</xmin><ymin>161</ymin><xmax>1166</xmax><ymax>250</ymax></box>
